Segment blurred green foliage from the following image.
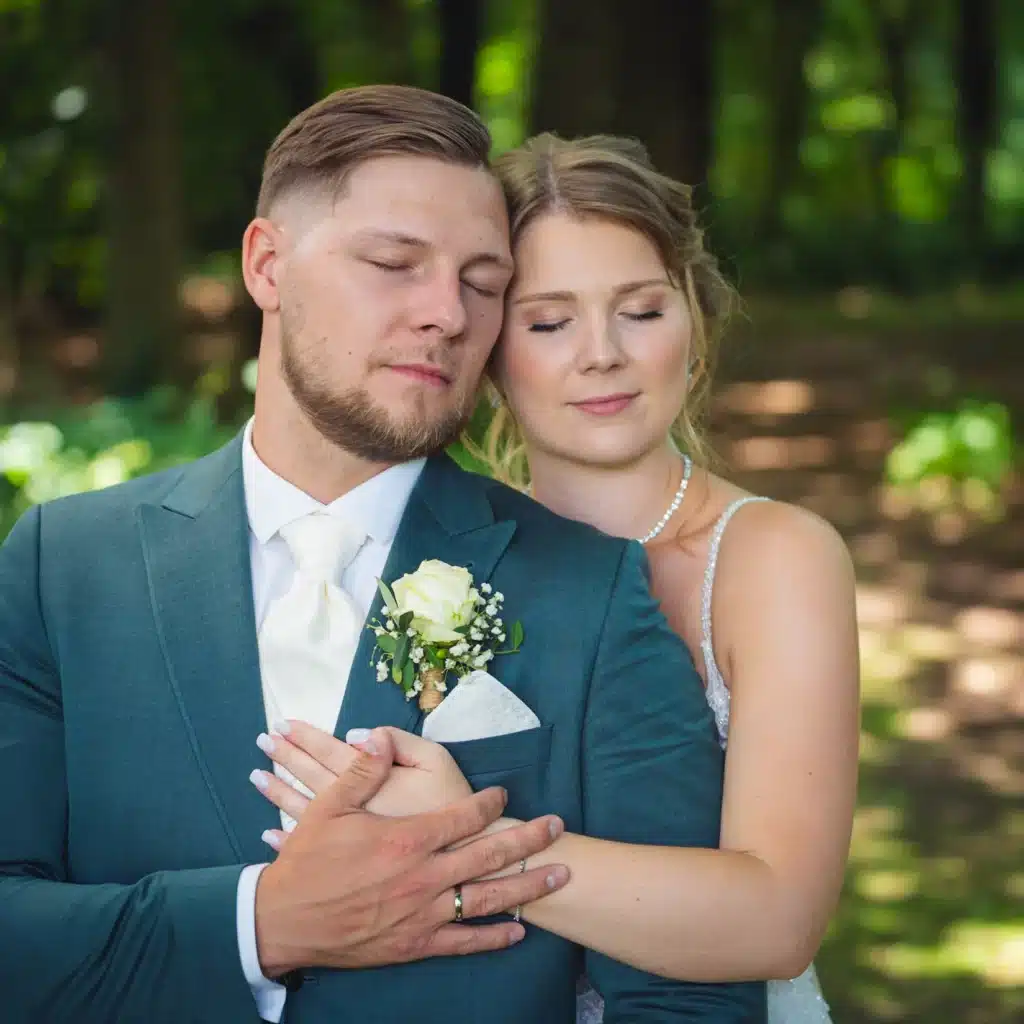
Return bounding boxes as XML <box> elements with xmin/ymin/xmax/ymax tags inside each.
<box><xmin>2</xmin><ymin>0</ymin><xmax>1024</xmax><ymax>319</ymax></box>
<box><xmin>0</xmin><ymin>374</ymin><xmax>247</xmax><ymax>536</ymax></box>
<box><xmin>887</xmin><ymin>399</ymin><xmax>1016</xmax><ymax>489</ymax></box>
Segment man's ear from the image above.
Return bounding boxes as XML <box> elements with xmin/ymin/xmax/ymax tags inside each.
<box><xmin>241</xmin><ymin>218</ymin><xmax>282</xmax><ymax>313</ymax></box>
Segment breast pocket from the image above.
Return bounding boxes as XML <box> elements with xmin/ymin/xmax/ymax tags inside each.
<box><xmin>441</xmin><ymin>725</ymin><xmax>553</xmax><ymax>819</ymax></box>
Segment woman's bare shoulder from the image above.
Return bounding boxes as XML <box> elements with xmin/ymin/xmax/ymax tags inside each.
<box><xmin>711</xmin><ymin>495</ymin><xmax>858</xmax><ymax>677</ymax></box>
<box><xmin>715</xmin><ymin>496</ymin><xmax>854</xmax><ymax>588</ymax></box>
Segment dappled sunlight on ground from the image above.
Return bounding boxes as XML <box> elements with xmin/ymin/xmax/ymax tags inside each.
<box><xmin>713</xmin><ymin>334</ymin><xmax>1023</xmax><ymax>1022</ymax></box>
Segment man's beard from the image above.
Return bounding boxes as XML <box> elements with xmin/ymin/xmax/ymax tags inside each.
<box><xmin>281</xmin><ymin>334</ymin><xmax>472</xmax><ymax>463</ymax></box>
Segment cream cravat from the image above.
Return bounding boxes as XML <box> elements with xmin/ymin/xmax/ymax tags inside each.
<box><xmin>257</xmin><ymin>511</ymin><xmax>367</xmax><ymax>829</ymax></box>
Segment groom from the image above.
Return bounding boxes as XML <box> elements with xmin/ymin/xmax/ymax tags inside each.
<box><xmin>0</xmin><ymin>86</ymin><xmax>764</xmax><ymax>1022</ymax></box>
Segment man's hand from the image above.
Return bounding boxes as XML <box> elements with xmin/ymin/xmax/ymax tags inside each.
<box><xmin>254</xmin><ymin>730</ymin><xmax>568</xmax><ymax>976</ymax></box>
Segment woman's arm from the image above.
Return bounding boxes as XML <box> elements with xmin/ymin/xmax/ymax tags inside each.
<box><xmin>255</xmin><ymin>502</ymin><xmax>859</xmax><ymax>982</ymax></box>
<box><xmin>499</xmin><ymin>502</ymin><xmax>860</xmax><ymax>980</ymax></box>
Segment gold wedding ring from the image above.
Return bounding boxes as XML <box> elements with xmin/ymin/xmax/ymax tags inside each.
<box><xmin>453</xmin><ymin>884</ymin><xmax>464</xmax><ymax>922</ymax></box>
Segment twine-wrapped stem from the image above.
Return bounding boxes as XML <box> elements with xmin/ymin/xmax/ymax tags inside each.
<box><xmin>418</xmin><ymin>665</ymin><xmax>446</xmax><ymax>712</ymax></box>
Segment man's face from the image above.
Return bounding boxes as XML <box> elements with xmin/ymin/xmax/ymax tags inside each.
<box><xmin>265</xmin><ymin>156</ymin><xmax>512</xmax><ymax>462</ymax></box>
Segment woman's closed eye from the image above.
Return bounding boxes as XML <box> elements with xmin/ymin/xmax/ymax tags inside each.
<box><xmin>527</xmin><ymin>309</ymin><xmax>663</xmax><ymax>332</ymax></box>
<box><xmin>528</xmin><ymin>318</ymin><xmax>571</xmax><ymax>334</ymax></box>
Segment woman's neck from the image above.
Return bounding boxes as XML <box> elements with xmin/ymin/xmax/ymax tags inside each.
<box><xmin>527</xmin><ymin>442</ymin><xmax>689</xmax><ymax>542</ymax></box>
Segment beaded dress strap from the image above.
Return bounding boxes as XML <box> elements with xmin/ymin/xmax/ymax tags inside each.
<box><xmin>700</xmin><ymin>496</ymin><xmax>771</xmax><ymax>673</ymax></box>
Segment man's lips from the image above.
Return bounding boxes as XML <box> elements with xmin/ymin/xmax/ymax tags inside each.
<box><xmin>387</xmin><ymin>364</ymin><xmax>452</xmax><ymax>386</ymax></box>
<box><xmin>570</xmin><ymin>392</ymin><xmax>639</xmax><ymax>415</ymax></box>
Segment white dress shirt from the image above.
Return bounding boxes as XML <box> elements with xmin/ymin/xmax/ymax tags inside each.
<box><xmin>235</xmin><ymin>419</ymin><xmax>424</xmax><ymax>1021</ymax></box>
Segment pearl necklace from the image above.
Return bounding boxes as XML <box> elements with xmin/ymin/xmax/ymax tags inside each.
<box><xmin>637</xmin><ymin>455</ymin><xmax>692</xmax><ymax>545</ymax></box>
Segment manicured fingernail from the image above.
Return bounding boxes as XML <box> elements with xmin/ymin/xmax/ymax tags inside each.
<box><xmin>271</xmin><ymin>720</ymin><xmax>291</xmax><ymax>736</ymax></box>
<box><xmin>346</xmin><ymin>728</ymin><xmax>378</xmax><ymax>755</ymax></box>
<box><xmin>548</xmin><ymin>817</ymin><xmax>564</xmax><ymax>840</ymax></box>
<box><xmin>508</xmin><ymin>924</ymin><xmax>525</xmax><ymax>944</ymax></box>
<box><xmin>256</xmin><ymin>733</ymin><xmax>275</xmax><ymax>755</ymax></box>
<box><xmin>249</xmin><ymin>769</ymin><xmax>269</xmax><ymax>791</ymax></box>
<box><xmin>261</xmin><ymin>830</ymin><xmax>281</xmax><ymax>851</ymax></box>
<box><xmin>547</xmin><ymin>865</ymin><xmax>569</xmax><ymax>888</ymax></box>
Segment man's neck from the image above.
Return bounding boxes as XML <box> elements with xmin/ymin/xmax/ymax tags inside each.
<box><xmin>251</xmin><ymin>393</ymin><xmax>396</xmax><ymax>505</ymax></box>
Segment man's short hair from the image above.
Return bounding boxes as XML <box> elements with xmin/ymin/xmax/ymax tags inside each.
<box><xmin>256</xmin><ymin>84</ymin><xmax>493</xmax><ymax>216</ymax></box>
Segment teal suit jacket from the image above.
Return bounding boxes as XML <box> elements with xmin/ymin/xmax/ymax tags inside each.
<box><xmin>0</xmin><ymin>434</ymin><xmax>765</xmax><ymax>1022</ymax></box>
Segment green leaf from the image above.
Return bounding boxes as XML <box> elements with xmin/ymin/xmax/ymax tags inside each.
<box><xmin>376</xmin><ymin>634</ymin><xmax>397</xmax><ymax>655</ymax></box>
<box><xmin>398</xmin><ymin>610</ymin><xmax>415</xmax><ymax>631</ymax></box>
<box><xmin>511</xmin><ymin>621</ymin><xmax>524</xmax><ymax>650</ymax></box>
<box><xmin>402</xmin><ymin>660</ymin><xmax>416</xmax><ymax>690</ymax></box>
<box><xmin>394</xmin><ymin>633</ymin><xmax>410</xmax><ymax>670</ymax></box>
<box><xmin>377</xmin><ymin>579</ymin><xmax>399</xmax><ymax>614</ymax></box>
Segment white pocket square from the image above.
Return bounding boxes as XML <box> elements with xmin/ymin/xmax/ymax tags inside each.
<box><xmin>420</xmin><ymin>670</ymin><xmax>540</xmax><ymax>743</ymax></box>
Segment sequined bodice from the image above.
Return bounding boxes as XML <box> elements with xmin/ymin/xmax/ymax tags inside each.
<box><xmin>576</xmin><ymin>496</ymin><xmax>832</xmax><ymax>1024</ymax></box>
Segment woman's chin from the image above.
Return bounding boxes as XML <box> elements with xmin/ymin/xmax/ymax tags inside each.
<box><xmin>560</xmin><ymin>437</ymin><xmax>664</xmax><ymax>470</ymax></box>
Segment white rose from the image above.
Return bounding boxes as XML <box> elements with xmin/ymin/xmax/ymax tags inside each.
<box><xmin>391</xmin><ymin>560</ymin><xmax>479</xmax><ymax>644</ymax></box>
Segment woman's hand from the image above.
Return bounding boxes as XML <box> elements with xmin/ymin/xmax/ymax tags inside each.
<box><xmin>251</xmin><ymin>721</ymin><xmax>473</xmax><ymax>849</ymax></box>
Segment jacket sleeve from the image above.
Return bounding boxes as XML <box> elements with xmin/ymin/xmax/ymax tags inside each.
<box><xmin>581</xmin><ymin>541</ymin><xmax>766</xmax><ymax>1022</ymax></box>
<box><xmin>0</xmin><ymin>505</ymin><xmax>264</xmax><ymax>1024</ymax></box>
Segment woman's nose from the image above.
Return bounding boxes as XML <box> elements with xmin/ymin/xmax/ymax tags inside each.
<box><xmin>578</xmin><ymin>316</ymin><xmax>626</xmax><ymax>371</ymax></box>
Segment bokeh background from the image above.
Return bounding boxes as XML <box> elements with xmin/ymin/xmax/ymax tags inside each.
<box><xmin>1</xmin><ymin>2</ymin><xmax>1021</xmax><ymax>1021</ymax></box>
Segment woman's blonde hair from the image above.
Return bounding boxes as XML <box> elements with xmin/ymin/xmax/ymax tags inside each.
<box><xmin>472</xmin><ymin>132</ymin><xmax>737</xmax><ymax>488</ymax></box>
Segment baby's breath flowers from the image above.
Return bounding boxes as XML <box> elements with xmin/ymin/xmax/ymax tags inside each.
<box><xmin>369</xmin><ymin>563</ymin><xmax>524</xmax><ymax>712</ymax></box>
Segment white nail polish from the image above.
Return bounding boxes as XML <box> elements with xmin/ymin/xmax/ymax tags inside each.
<box><xmin>261</xmin><ymin>830</ymin><xmax>281</xmax><ymax>850</ymax></box>
<box><xmin>346</xmin><ymin>728</ymin><xmax>371</xmax><ymax>744</ymax></box>
<box><xmin>249</xmin><ymin>769</ymin><xmax>269</xmax><ymax>791</ymax></box>
<box><xmin>256</xmin><ymin>733</ymin><xmax>274</xmax><ymax>755</ymax></box>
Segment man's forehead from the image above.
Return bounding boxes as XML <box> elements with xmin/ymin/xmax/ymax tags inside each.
<box><xmin>333</xmin><ymin>160</ymin><xmax>510</xmax><ymax>261</ymax></box>
<box><xmin>341</xmin><ymin>156</ymin><xmax>500</xmax><ymax>207</ymax></box>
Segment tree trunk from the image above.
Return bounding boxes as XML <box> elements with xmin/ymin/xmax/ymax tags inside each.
<box><xmin>955</xmin><ymin>0</ymin><xmax>998</xmax><ymax>260</ymax></box>
<box><xmin>877</xmin><ymin>3</ymin><xmax>915</xmax><ymax>135</ymax></box>
<box><xmin>103</xmin><ymin>0</ymin><xmax>183</xmax><ymax>398</ymax></box>
<box><xmin>872</xmin><ymin>0</ymin><xmax>924</xmax><ymax>234</ymax></box>
<box><xmin>759</xmin><ymin>0</ymin><xmax>823</xmax><ymax>239</ymax></box>
<box><xmin>531</xmin><ymin>0</ymin><xmax>714</xmax><ymax>187</ymax></box>
<box><xmin>611</xmin><ymin>0</ymin><xmax>714</xmax><ymax>188</ymax></box>
<box><xmin>0</xmin><ymin>253</ymin><xmax>16</xmax><ymax>405</ymax></box>
<box><xmin>530</xmin><ymin>0</ymin><xmax>618</xmax><ymax>137</ymax></box>
<box><xmin>438</xmin><ymin>0</ymin><xmax>482</xmax><ymax>108</ymax></box>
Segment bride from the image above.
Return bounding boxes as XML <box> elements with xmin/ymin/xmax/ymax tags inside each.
<box><xmin>253</xmin><ymin>131</ymin><xmax>859</xmax><ymax>1022</ymax></box>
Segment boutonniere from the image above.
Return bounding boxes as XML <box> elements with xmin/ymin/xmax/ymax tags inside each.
<box><xmin>369</xmin><ymin>559</ymin><xmax>524</xmax><ymax>712</ymax></box>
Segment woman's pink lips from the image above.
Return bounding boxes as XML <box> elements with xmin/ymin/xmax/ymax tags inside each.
<box><xmin>571</xmin><ymin>393</ymin><xmax>638</xmax><ymax>416</ymax></box>
<box><xmin>388</xmin><ymin>364</ymin><xmax>451</xmax><ymax>386</ymax></box>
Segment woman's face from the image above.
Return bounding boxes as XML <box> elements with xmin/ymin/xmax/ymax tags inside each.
<box><xmin>494</xmin><ymin>212</ymin><xmax>692</xmax><ymax>469</ymax></box>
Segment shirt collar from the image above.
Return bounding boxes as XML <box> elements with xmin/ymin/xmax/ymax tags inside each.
<box><xmin>241</xmin><ymin>418</ymin><xmax>425</xmax><ymax>546</ymax></box>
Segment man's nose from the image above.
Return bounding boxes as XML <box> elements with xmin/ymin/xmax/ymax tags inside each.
<box><xmin>414</xmin><ymin>275</ymin><xmax>467</xmax><ymax>339</ymax></box>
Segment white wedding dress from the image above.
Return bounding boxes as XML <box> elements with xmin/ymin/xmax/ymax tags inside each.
<box><xmin>576</xmin><ymin>496</ymin><xmax>833</xmax><ymax>1023</ymax></box>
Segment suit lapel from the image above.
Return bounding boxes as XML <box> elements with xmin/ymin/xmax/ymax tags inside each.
<box><xmin>138</xmin><ymin>435</ymin><xmax>280</xmax><ymax>864</ymax></box>
<box><xmin>337</xmin><ymin>454</ymin><xmax>516</xmax><ymax>738</ymax></box>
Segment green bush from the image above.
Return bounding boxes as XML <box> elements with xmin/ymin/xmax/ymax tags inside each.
<box><xmin>0</xmin><ymin>379</ymin><xmax>247</xmax><ymax>538</ymax></box>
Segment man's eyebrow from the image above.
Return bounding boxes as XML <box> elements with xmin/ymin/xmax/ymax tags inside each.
<box><xmin>356</xmin><ymin>229</ymin><xmax>426</xmax><ymax>248</ymax></box>
<box><xmin>354</xmin><ymin>229</ymin><xmax>513</xmax><ymax>272</ymax></box>
<box><xmin>512</xmin><ymin>278</ymin><xmax>670</xmax><ymax>305</ymax></box>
